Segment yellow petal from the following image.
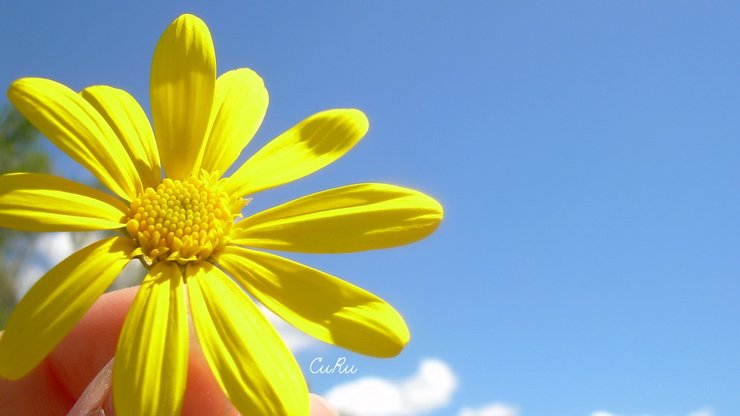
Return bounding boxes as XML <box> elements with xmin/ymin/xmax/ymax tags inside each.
<box><xmin>187</xmin><ymin>263</ymin><xmax>309</xmax><ymax>415</ymax></box>
<box><xmin>0</xmin><ymin>237</ymin><xmax>134</xmax><ymax>380</ymax></box>
<box><xmin>8</xmin><ymin>78</ymin><xmax>139</xmax><ymax>200</ymax></box>
<box><xmin>151</xmin><ymin>14</ymin><xmax>216</xmax><ymax>179</ymax></box>
<box><xmin>113</xmin><ymin>262</ymin><xmax>187</xmax><ymax>416</ymax></box>
<box><xmin>218</xmin><ymin>247</ymin><xmax>410</xmax><ymax>358</ymax></box>
<box><xmin>232</xmin><ymin>183</ymin><xmax>443</xmax><ymax>253</ymax></box>
<box><xmin>198</xmin><ymin>69</ymin><xmax>268</xmax><ymax>175</ymax></box>
<box><xmin>0</xmin><ymin>173</ymin><xmax>127</xmax><ymax>231</ymax></box>
<box><xmin>81</xmin><ymin>85</ymin><xmax>161</xmax><ymax>189</ymax></box>
<box><xmin>225</xmin><ymin>109</ymin><xmax>368</xmax><ymax>197</ymax></box>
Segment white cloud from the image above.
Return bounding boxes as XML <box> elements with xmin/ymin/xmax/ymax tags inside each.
<box><xmin>325</xmin><ymin>358</ymin><xmax>458</xmax><ymax>416</ymax></box>
<box><xmin>687</xmin><ymin>409</ymin><xmax>713</xmax><ymax>416</ymax></box>
<box><xmin>15</xmin><ymin>232</ymin><xmax>77</xmax><ymax>298</ymax></box>
<box><xmin>13</xmin><ymin>231</ymin><xmax>110</xmax><ymax>299</ymax></box>
<box><xmin>589</xmin><ymin>408</ymin><xmax>713</xmax><ymax>416</ymax></box>
<box><xmin>458</xmin><ymin>402</ymin><xmax>519</xmax><ymax>416</ymax></box>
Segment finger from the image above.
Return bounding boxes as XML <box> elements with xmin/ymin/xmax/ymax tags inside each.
<box><xmin>68</xmin><ymin>355</ymin><xmax>234</xmax><ymax>416</ymax></box>
<box><xmin>311</xmin><ymin>394</ymin><xmax>339</xmax><ymax>416</ymax></box>
<box><xmin>0</xmin><ymin>285</ymin><xmax>338</xmax><ymax>416</ymax></box>
<box><xmin>72</xmin><ymin>373</ymin><xmax>336</xmax><ymax>416</ymax></box>
<box><xmin>0</xmin><ymin>286</ymin><xmax>138</xmax><ymax>415</ymax></box>
<box><xmin>67</xmin><ymin>358</ymin><xmax>114</xmax><ymax>416</ymax></box>
<box><xmin>0</xmin><ymin>286</ymin><xmax>233</xmax><ymax>415</ymax></box>
<box><xmin>49</xmin><ymin>286</ymin><xmax>139</xmax><ymax>399</ymax></box>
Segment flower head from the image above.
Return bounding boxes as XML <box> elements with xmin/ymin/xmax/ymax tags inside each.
<box><xmin>0</xmin><ymin>14</ymin><xmax>443</xmax><ymax>415</ymax></box>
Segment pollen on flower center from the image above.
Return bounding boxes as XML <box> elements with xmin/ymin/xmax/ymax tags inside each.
<box><xmin>125</xmin><ymin>173</ymin><xmax>244</xmax><ymax>265</ymax></box>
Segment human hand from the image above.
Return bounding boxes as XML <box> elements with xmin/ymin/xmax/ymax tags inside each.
<box><xmin>0</xmin><ymin>286</ymin><xmax>337</xmax><ymax>415</ymax></box>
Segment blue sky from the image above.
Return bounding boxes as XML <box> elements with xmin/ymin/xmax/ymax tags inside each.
<box><xmin>2</xmin><ymin>2</ymin><xmax>740</xmax><ymax>415</ymax></box>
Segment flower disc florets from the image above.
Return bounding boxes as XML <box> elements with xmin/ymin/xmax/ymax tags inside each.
<box><xmin>126</xmin><ymin>172</ymin><xmax>244</xmax><ymax>265</ymax></box>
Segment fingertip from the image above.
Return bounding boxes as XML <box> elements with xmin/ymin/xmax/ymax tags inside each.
<box><xmin>0</xmin><ymin>287</ymin><xmax>140</xmax><ymax>415</ymax></box>
<box><xmin>310</xmin><ymin>393</ymin><xmax>339</xmax><ymax>416</ymax></box>
<box><xmin>48</xmin><ymin>286</ymin><xmax>139</xmax><ymax>399</ymax></box>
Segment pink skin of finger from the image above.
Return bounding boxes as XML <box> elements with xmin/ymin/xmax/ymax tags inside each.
<box><xmin>0</xmin><ymin>286</ymin><xmax>338</xmax><ymax>416</ymax></box>
<box><xmin>69</xmin><ymin>358</ymin><xmax>338</xmax><ymax>416</ymax></box>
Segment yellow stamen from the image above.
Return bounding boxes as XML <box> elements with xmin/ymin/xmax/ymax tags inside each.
<box><xmin>125</xmin><ymin>172</ymin><xmax>244</xmax><ymax>265</ymax></box>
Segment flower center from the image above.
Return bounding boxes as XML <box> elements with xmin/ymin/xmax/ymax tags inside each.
<box><xmin>125</xmin><ymin>173</ymin><xmax>244</xmax><ymax>265</ymax></box>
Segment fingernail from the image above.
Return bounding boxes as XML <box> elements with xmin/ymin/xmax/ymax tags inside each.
<box><xmin>67</xmin><ymin>358</ymin><xmax>114</xmax><ymax>416</ymax></box>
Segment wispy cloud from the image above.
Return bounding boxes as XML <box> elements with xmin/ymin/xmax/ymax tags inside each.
<box><xmin>687</xmin><ymin>409</ymin><xmax>714</xmax><ymax>416</ymax></box>
<box><xmin>324</xmin><ymin>358</ymin><xmax>458</xmax><ymax>416</ymax></box>
<box><xmin>458</xmin><ymin>402</ymin><xmax>519</xmax><ymax>416</ymax></box>
<box><xmin>590</xmin><ymin>408</ymin><xmax>713</xmax><ymax>416</ymax></box>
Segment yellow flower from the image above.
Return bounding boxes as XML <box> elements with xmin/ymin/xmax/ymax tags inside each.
<box><xmin>0</xmin><ymin>13</ymin><xmax>443</xmax><ymax>416</ymax></box>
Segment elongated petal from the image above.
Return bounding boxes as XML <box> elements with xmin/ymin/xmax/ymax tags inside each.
<box><xmin>113</xmin><ymin>262</ymin><xmax>187</xmax><ymax>416</ymax></box>
<box><xmin>8</xmin><ymin>78</ymin><xmax>139</xmax><ymax>200</ymax></box>
<box><xmin>0</xmin><ymin>173</ymin><xmax>127</xmax><ymax>231</ymax></box>
<box><xmin>218</xmin><ymin>247</ymin><xmax>409</xmax><ymax>357</ymax></box>
<box><xmin>225</xmin><ymin>109</ymin><xmax>368</xmax><ymax>197</ymax></box>
<box><xmin>0</xmin><ymin>237</ymin><xmax>134</xmax><ymax>380</ymax></box>
<box><xmin>232</xmin><ymin>183</ymin><xmax>443</xmax><ymax>253</ymax></box>
<box><xmin>151</xmin><ymin>14</ymin><xmax>216</xmax><ymax>179</ymax></box>
<box><xmin>198</xmin><ymin>69</ymin><xmax>268</xmax><ymax>175</ymax></box>
<box><xmin>187</xmin><ymin>263</ymin><xmax>309</xmax><ymax>415</ymax></box>
<box><xmin>81</xmin><ymin>85</ymin><xmax>161</xmax><ymax>189</ymax></box>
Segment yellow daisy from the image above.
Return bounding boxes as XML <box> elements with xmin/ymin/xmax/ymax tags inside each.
<box><xmin>0</xmin><ymin>13</ymin><xmax>443</xmax><ymax>416</ymax></box>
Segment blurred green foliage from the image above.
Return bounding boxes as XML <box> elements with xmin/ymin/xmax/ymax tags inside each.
<box><xmin>0</xmin><ymin>107</ymin><xmax>50</xmax><ymax>175</ymax></box>
<box><xmin>0</xmin><ymin>105</ymin><xmax>51</xmax><ymax>329</ymax></box>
